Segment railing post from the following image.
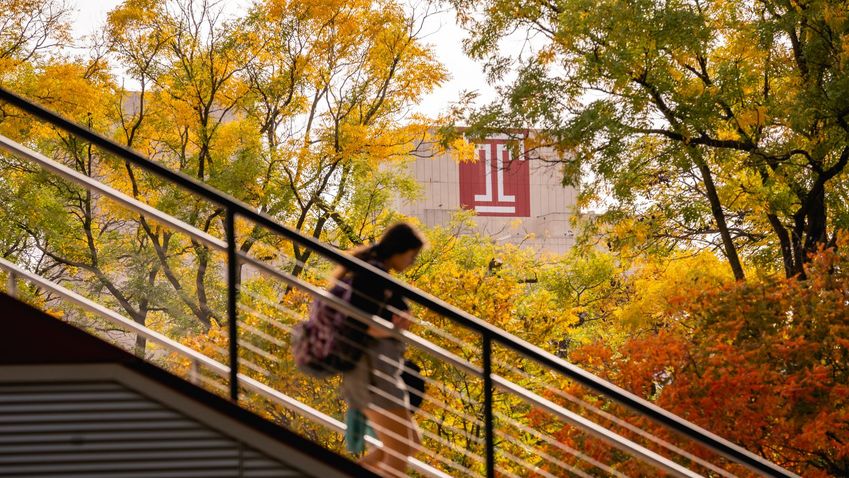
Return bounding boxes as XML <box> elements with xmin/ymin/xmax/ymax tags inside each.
<box><xmin>483</xmin><ymin>334</ymin><xmax>495</xmax><ymax>478</ymax></box>
<box><xmin>189</xmin><ymin>359</ymin><xmax>200</xmax><ymax>386</ymax></box>
<box><xmin>226</xmin><ymin>208</ymin><xmax>239</xmax><ymax>402</ymax></box>
<box><xmin>6</xmin><ymin>271</ymin><xmax>17</xmax><ymax>299</ymax></box>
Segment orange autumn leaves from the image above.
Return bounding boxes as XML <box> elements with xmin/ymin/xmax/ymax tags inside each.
<box><xmin>557</xmin><ymin>236</ymin><xmax>849</xmax><ymax>477</ymax></box>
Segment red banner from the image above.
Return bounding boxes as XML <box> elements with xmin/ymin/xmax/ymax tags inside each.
<box><xmin>459</xmin><ymin>138</ymin><xmax>530</xmax><ymax>217</ymax></box>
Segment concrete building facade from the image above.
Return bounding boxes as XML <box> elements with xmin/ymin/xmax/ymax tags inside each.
<box><xmin>396</xmin><ymin>133</ymin><xmax>578</xmax><ymax>254</ymax></box>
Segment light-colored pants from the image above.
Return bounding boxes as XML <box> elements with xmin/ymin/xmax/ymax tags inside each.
<box><xmin>342</xmin><ymin>338</ymin><xmax>408</xmax><ymax>411</ymax></box>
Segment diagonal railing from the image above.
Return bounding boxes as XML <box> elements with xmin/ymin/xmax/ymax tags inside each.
<box><xmin>0</xmin><ymin>86</ymin><xmax>799</xmax><ymax>478</ymax></box>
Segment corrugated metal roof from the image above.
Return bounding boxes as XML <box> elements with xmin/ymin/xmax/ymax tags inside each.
<box><xmin>0</xmin><ymin>381</ymin><xmax>304</xmax><ymax>478</ymax></box>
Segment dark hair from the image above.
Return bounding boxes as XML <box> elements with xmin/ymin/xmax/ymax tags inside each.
<box><xmin>335</xmin><ymin>223</ymin><xmax>425</xmax><ymax>278</ymax></box>
<box><xmin>369</xmin><ymin>222</ymin><xmax>425</xmax><ymax>261</ymax></box>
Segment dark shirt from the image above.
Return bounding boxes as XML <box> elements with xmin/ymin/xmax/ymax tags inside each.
<box><xmin>341</xmin><ymin>260</ymin><xmax>409</xmax><ymax>350</ymax></box>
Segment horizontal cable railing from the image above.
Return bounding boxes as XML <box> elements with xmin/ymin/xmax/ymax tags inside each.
<box><xmin>0</xmin><ymin>86</ymin><xmax>800</xmax><ymax>478</ymax></box>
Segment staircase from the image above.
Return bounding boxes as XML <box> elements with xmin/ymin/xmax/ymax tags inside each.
<box><xmin>0</xmin><ymin>87</ymin><xmax>798</xmax><ymax>478</ymax></box>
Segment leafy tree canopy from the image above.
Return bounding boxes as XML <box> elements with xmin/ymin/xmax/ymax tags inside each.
<box><xmin>450</xmin><ymin>0</ymin><xmax>849</xmax><ymax>280</ymax></box>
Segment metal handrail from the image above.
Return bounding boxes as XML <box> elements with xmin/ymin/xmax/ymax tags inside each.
<box><xmin>0</xmin><ymin>86</ymin><xmax>799</xmax><ymax>478</ymax></box>
<box><xmin>0</xmin><ymin>132</ymin><xmax>704</xmax><ymax>477</ymax></box>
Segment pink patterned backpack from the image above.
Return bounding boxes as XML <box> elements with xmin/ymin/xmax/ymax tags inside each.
<box><xmin>291</xmin><ymin>276</ymin><xmax>363</xmax><ymax>377</ymax></box>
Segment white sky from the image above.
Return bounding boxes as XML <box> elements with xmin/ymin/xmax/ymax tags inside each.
<box><xmin>68</xmin><ymin>0</ymin><xmax>496</xmax><ymax>118</ymax></box>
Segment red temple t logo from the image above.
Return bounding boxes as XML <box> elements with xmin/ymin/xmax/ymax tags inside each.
<box><xmin>459</xmin><ymin>137</ymin><xmax>530</xmax><ymax>217</ymax></box>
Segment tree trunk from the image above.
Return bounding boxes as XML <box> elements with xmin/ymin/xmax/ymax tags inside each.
<box><xmin>790</xmin><ymin>182</ymin><xmax>829</xmax><ymax>279</ymax></box>
<box><xmin>767</xmin><ymin>213</ymin><xmax>795</xmax><ymax>278</ymax></box>
<box><xmin>803</xmin><ymin>184</ymin><xmax>828</xmax><ymax>257</ymax></box>
<box><xmin>694</xmin><ymin>159</ymin><xmax>746</xmax><ymax>280</ymax></box>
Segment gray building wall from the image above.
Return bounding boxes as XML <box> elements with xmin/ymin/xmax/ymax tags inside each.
<box><xmin>396</xmin><ymin>134</ymin><xmax>577</xmax><ymax>254</ymax></box>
